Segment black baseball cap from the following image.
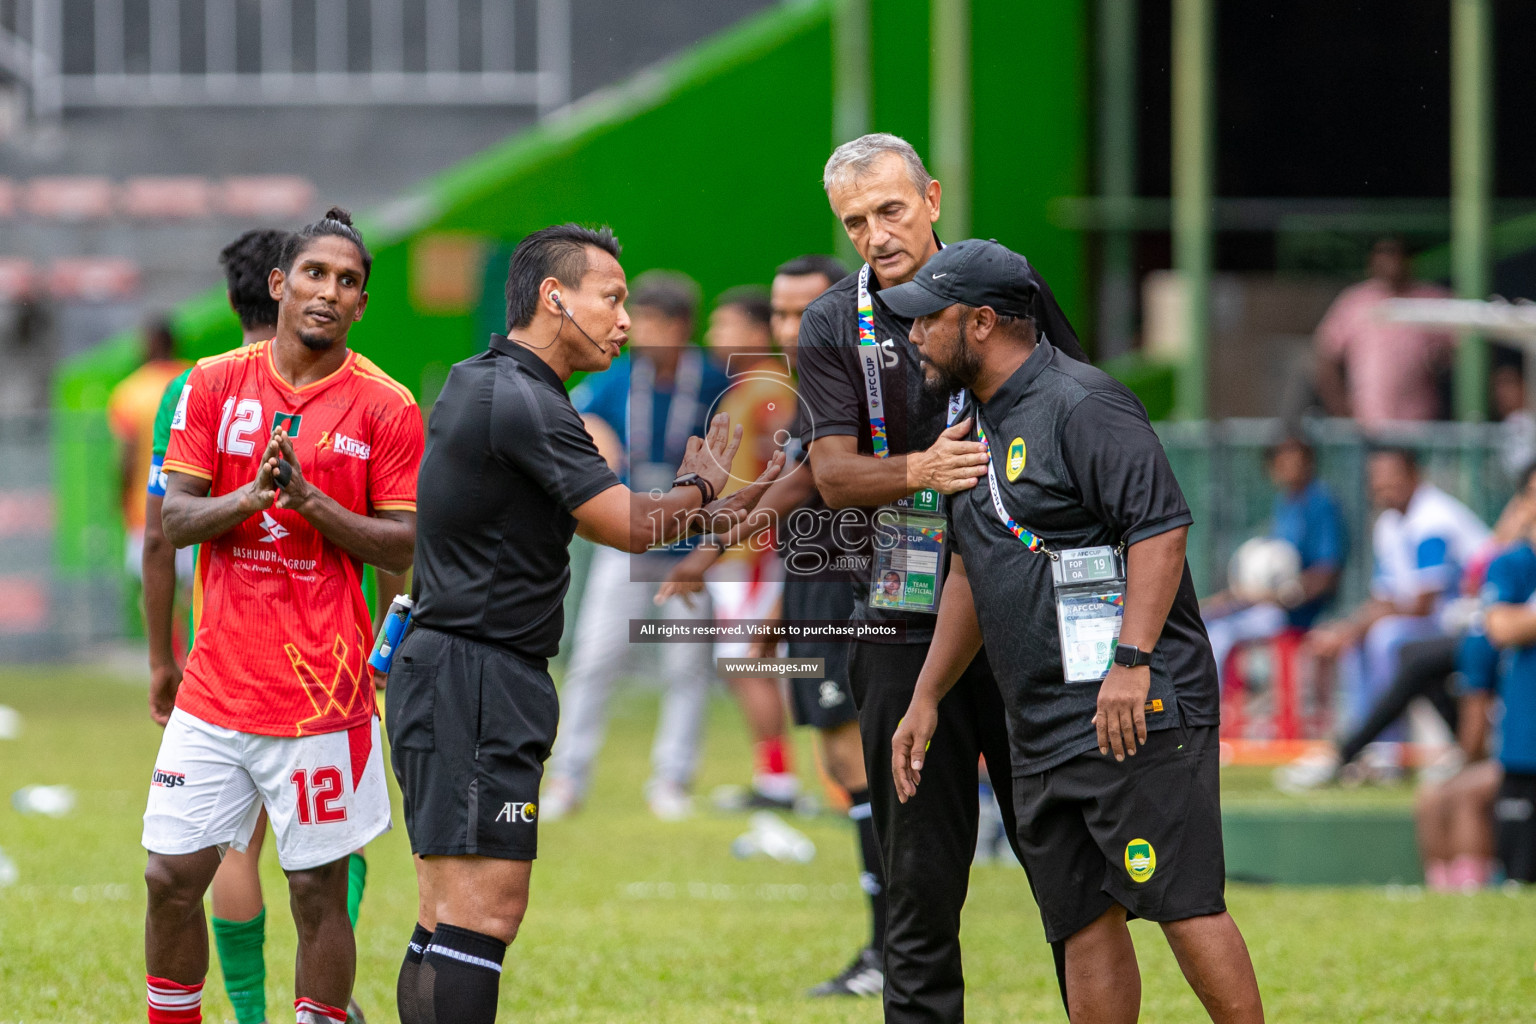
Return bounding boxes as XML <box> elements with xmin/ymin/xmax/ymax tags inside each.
<box><xmin>879</xmin><ymin>238</ymin><xmax>1040</xmax><ymax>319</ymax></box>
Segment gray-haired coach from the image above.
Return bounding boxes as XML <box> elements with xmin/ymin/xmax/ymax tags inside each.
<box><xmin>889</xmin><ymin>240</ymin><xmax>1264</xmax><ymax>1023</ymax></box>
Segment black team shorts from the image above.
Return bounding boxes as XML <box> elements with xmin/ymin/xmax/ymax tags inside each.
<box><xmin>386</xmin><ymin>624</ymin><xmax>558</xmax><ymax>861</ymax></box>
<box><xmin>1495</xmin><ymin>771</ymin><xmax>1536</xmax><ymax>883</ymax></box>
<box><xmin>782</xmin><ymin>579</ymin><xmax>857</xmax><ymax>730</ymax></box>
<box><xmin>1013</xmin><ymin>721</ymin><xmax>1227</xmax><ymax>943</ymax></box>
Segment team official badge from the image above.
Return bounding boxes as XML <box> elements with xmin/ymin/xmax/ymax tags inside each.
<box><xmin>271</xmin><ymin>411</ymin><xmax>303</xmax><ymax>438</ymax></box>
<box><xmin>1124</xmin><ymin>838</ymin><xmax>1156</xmax><ymax>883</ymax></box>
<box><xmin>1006</xmin><ymin>438</ymin><xmax>1026</xmax><ymax>481</ymax></box>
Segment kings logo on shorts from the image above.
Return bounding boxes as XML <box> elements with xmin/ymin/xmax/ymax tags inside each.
<box><xmin>1124</xmin><ymin>838</ymin><xmax>1156</xmax><ymax>883</ymax></box>
<box><xmin>151</xmin><ymin>768</ymin><xmax>186</xmax><ymax>788</ymax></box>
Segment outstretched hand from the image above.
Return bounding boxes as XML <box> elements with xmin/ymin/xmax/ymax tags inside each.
<box><xmin>699</xmin><ymin>451</ymin><xmax>786</xmax><ymax>532</ymax></box>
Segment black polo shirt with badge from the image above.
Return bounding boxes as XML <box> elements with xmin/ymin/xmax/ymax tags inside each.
<box><xmin>795</xmin><ymin>270</ymin><xmax>953</xmax><ymax>645</ymax></box>
<box><xmin>411</xmin><ymin>333</ymin><xmax>621</xmax><ymax>663</ymax></box>
<box><xmin>950</xmin><ymin>338</ymin><xmax>1220</xmax><ymax>776</ymax></box>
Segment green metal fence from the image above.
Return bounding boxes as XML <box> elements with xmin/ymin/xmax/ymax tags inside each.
<box><xmin>1164</xmin><ymin>417</ymin><xmax>1515</xmax><ymax>609</ymax></box>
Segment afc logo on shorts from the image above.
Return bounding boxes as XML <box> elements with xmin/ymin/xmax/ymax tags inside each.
<box><xmin>496</xmin><ymin>801</ymin><xmax>537</xmax><ymax>824</ymax></box>
<box><xmin>151</xmin><ymin>768</ymin><xmax>186</xmax><ymax>788</ymax></box>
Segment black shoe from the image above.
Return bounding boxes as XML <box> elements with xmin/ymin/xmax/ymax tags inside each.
<box><xmin>807</xmin><ymin>948</ymin><xmax>884</xmax><ymax>997</ymax></box>
<box><xmin>711</xmin><ymin>783</ymin><xmax>797</xmax><ymax>813</ymax></box>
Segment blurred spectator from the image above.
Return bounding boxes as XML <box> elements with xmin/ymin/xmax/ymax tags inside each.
<box><xmin>1491</xmin><ymin>357</ymin><xmax>1536</xmax><ymax>479</ymax></box>
<box><xmin>1419</xmin><ymin>503</ymin><xmax>1536</xmax><ymax>888</ymax></box>
<box><xmin>1314</xmin><ymin>237</ymin><xmax>1454</xmax><ymax>427</ymax></box>
<box><xmin>543</xmin><ymin>270</ymin><xmax>730</xmax><ymax>821</ymax></box>
<box><xmin>702</xmin><ymin>285</ymin><xmax>800</xmax><ymax>807</ymax></box>
<box><xmin>1296</xmin><ymin>449</ymin><xmax>1488</xmax><ymax>777</ymax></box>
<box><xmin>106</xmin><ymin>317</ymin><xmax>188</xmax><ymax>578</ymax></box>
<box><xmin>1278</xmin><ymin>467</ymin><xmax>1536</xmax><ymax>792</ymax></box>
<box><xmin>1203</xmin><ymin>436</ymin><xmax>1347</xmax><ymax>684</ymax></box>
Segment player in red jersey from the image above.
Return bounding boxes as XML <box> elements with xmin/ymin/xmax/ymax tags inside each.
<box><xmin>143</xmin><ymin>208</ymin><xmax>423</xmax><ymax>1024</ymax></box>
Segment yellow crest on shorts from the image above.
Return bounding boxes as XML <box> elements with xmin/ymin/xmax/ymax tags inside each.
<box><xmin>1125</xmin><ymin>838</ymin><xmax>1156</xmax><ymax>883</ymax></box>
<box><xmin>1006</xmin><ymin>438</ymin><xmax>1026</xmax><ymax>482</ymax></box>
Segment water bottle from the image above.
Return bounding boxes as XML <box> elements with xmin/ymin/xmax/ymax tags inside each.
<box><xmin>749</xmin><ymin>812</ymin><xmax>816</xmax><ymax>864</ymax></box>
<box><xmin>368</xmin><ymin>594</ymin><xmax>414</xmax><ymax>673</ymax></box>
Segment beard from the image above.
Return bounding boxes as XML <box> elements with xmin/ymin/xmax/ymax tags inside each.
<box><xmin>921</xmin><ymin>319</ymin><xmax>982</xmax><ymax>395</ymax></box>
<box><xmin>297</xmin><ymin>329</ymin><xmax>338</xmax><ymax>351</ymax></box>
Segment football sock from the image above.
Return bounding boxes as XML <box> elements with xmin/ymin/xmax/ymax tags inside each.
<box><xmin>755</xmin><ymin>735</ymin><xmax>793</xmax><ymax>777</ymax></box>
<box><xmin>293</xmin><ymin>997</ymin><xmax>348</xmax><ymax>1023</ymax></box>
<box><xmin>211</xmin><ymin>908</ymin><xmax>267</xmax><ymax>1024</ymax></box>
<box><xmin>346</xmin><ymin>852</ymin><xmax>367</xmax><ymax>929</ymax></box>
<box><xmin>396</xmin><ymin>923</ymin><xmax>433</xmax><ymax>1024</ymax></box>
<box><xmin>848</xmin><ymin>789</ymin><xmax>888</xmax><ymax>956</ymax></box>
<box><xmin>423</xmin><ymin>923</ymin><xmax>507</xmax><ymax>1024</ymax></box>
<box><xmin>147</xmin><ymin>975</ymin><xmax>203</xmax><ymax>1024</ymax></box>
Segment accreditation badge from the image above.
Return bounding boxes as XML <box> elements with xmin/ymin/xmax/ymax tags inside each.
<box><xmin>1051</xmin><ymin>546</ymin><xmax>1126</xmax><ymax>682</ymax></box>
<box><xmin>869</xmin><ymin>504</ymin><xmax>947</xmax><ymax>614</ymax></box>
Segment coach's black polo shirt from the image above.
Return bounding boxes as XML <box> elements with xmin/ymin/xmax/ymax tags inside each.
<box><xmin>412</xmin><ymin>335</ymin><xmax>619</xmax><ymax>664</ymax></box>
<box><xmin>796</xmin><ymin>269</ymin><xmax>953</xmax><ymax>644</ymax></box>
<box><xmin>950</xmin><ymin>338</ymin><xmax>1220</xmax><ymax>775</ymax></box>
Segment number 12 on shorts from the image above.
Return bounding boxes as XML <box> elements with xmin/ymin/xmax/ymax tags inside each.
<box><xmin>290</xmin><ymin>766</ymin><xmax>349</xmax><ymax>824</ymax></box>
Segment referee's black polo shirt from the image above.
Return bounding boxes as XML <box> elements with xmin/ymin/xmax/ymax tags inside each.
<box><xmin>949</xmin><ymin>338</ymin><xmax>1220</xmax><ymax>775</ymax></box>
<box><xmin>795</xmin><ymin>269</ymin><xmax>953</xmax><ymax>645</ymax></box>
<box><xmin>412</xmin><ymin>334</ymin><xmax>619</xmax><ymax>664</ymax></box>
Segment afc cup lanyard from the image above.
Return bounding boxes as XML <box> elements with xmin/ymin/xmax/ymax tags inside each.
<box><xmin>856</xmin><ymin>263</ymin><xmax>965</xmax><ymax>458</ymax></box>
<box><xmin>974</xmin><ymin>413</ymin><xmax>1053</xmax><ymax>558</ymax></box>
<box><xmin>629</xmin><ymin>348</ymin><xmax>702</xmax><ymax>468</ymax></box>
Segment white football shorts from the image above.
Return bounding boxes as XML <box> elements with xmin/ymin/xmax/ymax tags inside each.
<box><xmin>706</xmin><ymin>569</ymin><xmax>786</xmax><ymax>661</ymax></box>
<box><xmin>143</xmin><ymin>708</ymin><xmax>391</xmax><ymax>871</ymax></box>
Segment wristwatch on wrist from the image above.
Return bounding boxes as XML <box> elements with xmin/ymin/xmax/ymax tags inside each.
<box><xmin>672</xmin><ymin>472</ymin><xmax>715</xmax><ymax>506</ymax></box>
<box><xmin>1113</xmin><ymin>643</ymin><xmax>1152</xmax><ymax>669</ymax></box>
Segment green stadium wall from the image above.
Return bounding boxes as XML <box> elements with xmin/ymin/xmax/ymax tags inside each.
<box><xmin>52</xmin><ymin>0</ymin><xmax>1090</xmax><ymax>586</ymax></box>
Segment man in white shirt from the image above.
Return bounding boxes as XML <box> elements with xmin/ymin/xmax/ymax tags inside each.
<box><xmin>1303</xmin><ymin>448</ymin><xmax>1489</xmax><ymax>766</ymax></box>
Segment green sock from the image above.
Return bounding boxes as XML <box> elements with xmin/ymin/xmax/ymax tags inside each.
<box><xmin>347</xmin><ymin>852</ymin><xmax>368</xmax><ymax>929</ymax></box>
<box><xmin>211</xmin><ymin>907</ymin><xmax>267</xmax><ymax>1024</ymax></box>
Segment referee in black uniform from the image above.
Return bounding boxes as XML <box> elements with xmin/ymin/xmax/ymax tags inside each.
<box><xmin>797</xmin><ymin>134</ymin><xmax>1085</xmax><ymax>1022</ymax></box>
<box><xmin>889</xmin><ymin>239</ymin><xmax>1264</xmax><ymax>1023</ymax></box>
<box><xmin>386</xmin><ymin>224</ymin><xmax>782</xmax><ymax>1024</ymax></box>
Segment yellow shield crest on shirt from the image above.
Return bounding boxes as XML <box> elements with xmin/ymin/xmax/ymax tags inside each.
<box><xmin>1006</xmin><ymin>438</ymin><xmax>1027</xmax><ymax>481</ymax></box>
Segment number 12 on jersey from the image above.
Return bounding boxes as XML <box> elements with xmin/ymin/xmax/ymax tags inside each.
<box><xmin>290</xmin><ymin>766</ymin><xmax>348</xmax><ymax>824</ymax></box>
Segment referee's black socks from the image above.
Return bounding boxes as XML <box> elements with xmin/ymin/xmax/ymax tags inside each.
<box><xmin>397</xmin><ymin>923</ymin><xmax>433</xmax><ymax>1024</ymax></box>
<box><xmin>420</xmin><ymin>923</ymin><xmax>508</xmax><ymax>1024</ymax></box>
<box><xmin>848</xmin><ymin>788</ymin><xmax>889</xmax><ymax>957</ymax></box>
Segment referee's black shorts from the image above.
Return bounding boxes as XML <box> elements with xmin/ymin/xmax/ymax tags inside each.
<box><xmin>782</xmin><ymin>579</ymin><xmax>857</xmax><ymax>730</ymax></box>
<box><xmin>386</xmin><ymin>624</ymin><xmax>558</xmax><ymax>861</ymax></box>
<box><xmin>1496</xmin><ymin>770</ymin><xmax>1536</xmax><ymax>882</ymax></box>
<box><xmin>1013</xmin><ymin>721</ymin><xmax>1226</xmax><ymax>943</ymax></box>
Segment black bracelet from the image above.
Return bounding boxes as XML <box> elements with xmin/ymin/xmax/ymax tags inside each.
<box><xmin>673</xmin><ymin>474</ymin><xmax>715</xmax><ymax>507</ymax></box>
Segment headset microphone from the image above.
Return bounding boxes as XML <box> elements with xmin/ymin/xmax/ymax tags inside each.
<box><xmin>553</xmin><ymin>293</ymin><xmax>610</xmax><ymax>355</ymax></box>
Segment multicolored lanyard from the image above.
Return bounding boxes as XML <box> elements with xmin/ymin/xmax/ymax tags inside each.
<box><xmin>975</xmin><ymin>414</ymin><xmax>1053</xmax><ymax>557</ymax></box>
<box><xmin>856</xmin><ymin>263</ymin><xmax>966</xmax><ymax>458</ymax></box>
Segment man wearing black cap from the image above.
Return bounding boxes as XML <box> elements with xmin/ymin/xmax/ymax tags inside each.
<box><xmin>797</xmin><ymin>134</ymin><xmax>1087</xmax><ymax>1019</ymax></box>
<box><xmin>889</xmin><ymin>240</ymin><xmax>1264</xmax><ymax>1023</ymax></box>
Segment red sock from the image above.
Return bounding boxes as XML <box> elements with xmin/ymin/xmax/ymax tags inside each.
<box><xmin>294</xmin><ymin>997</ymin><xmax>349</xmax><ymax>1023</ymax></box>
<box><xmin>146</xmin><ymin>975</ymin><xmax>202</xmax><ymax>1024</ymax></box>
<box><xmin>755</xmin><ymin>735</ymin><xmax>792</xmax><ymax>776</ymax></box>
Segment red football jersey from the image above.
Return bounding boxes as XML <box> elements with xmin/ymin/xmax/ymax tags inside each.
<box><xmin>163</xmin><ymin>341</ymin><xmax>423</xmax><ymax>737</ymax></box>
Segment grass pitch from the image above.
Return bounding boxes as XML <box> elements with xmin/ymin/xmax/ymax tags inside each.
<box><xmin>1</xmin><ymin>665</ymin><xmax>1534</xmax><ymax>1022</ymax></box>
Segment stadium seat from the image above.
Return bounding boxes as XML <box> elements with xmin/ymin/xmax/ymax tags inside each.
<box><xmin>46</xmin><ymin>258</ymin><xmax>140</xmax><ymax>302</ymax></box>
<box><xmin>24</xmin><ymin>177</ymin><xmax>116</xmax><ymax>221</ymax></box>
<box><xmin>1221</xmin><ymin>627</ymin><xmax>1320</xmax><ymax>741</ymax></box>
<box><xmin>118</xmin><ymin>176</ymin><xmax>215</xmax><ymax>219</ymax></box>
<box><xmin>219</xmin><ymin>176</ymin><xmax>317</xmax><ymax>219</ymax></box>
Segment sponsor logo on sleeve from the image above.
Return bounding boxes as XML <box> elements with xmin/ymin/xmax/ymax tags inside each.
<box><xmin>170</xmin><ymin>386</ymin><xmax>191</xmax><ymax>431</ymax></box>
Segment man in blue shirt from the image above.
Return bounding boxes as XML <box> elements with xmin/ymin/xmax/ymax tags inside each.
<box><xmin>1204</xmin><ymin>436</ymin><xmax>1348</xmax><ymax>680</ymax></box>
<box><xmin>543</xmin><ymin>270</ymin><xmax>730</xmax><ymax>821</ymax></box>
<box><xmin>1470</xmin><ymin>532</ymin><xmax>1536</xmax><ymax>884</ymax></box>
